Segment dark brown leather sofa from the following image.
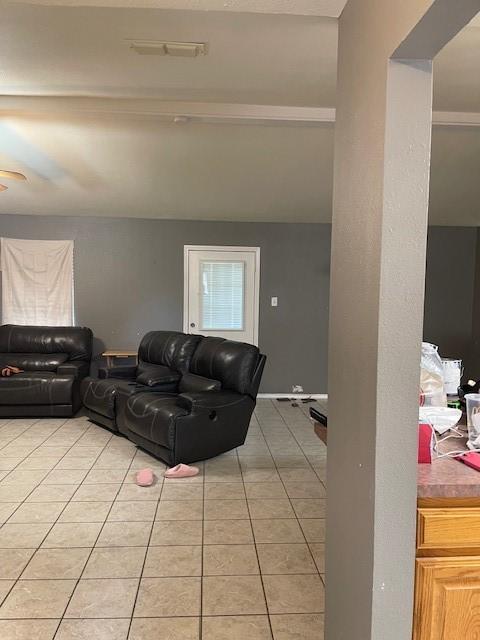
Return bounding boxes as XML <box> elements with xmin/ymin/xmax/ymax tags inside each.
<box><xmin>0</xmin><ymin>324</ymin><xmax>93</xmax><ymax>417</ymax></box>
<box><xmin>81</xmin><ymin>330</ymin><xmax>266</xmax><ymax>465</ymax></box>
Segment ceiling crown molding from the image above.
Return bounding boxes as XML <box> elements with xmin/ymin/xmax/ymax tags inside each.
<box><xmin>1</xmin><ymin>96</ymin><xmax>479</xmax><ymax>128</ymax></box>
<box><xmin>4</xmin><ymin>0</ymin><xmax>346</xmax><ymax>16</ymax></box>
<box><xmin>0</xmin><ymin>96</ymin><xmax>336</xmax><ymax>125</ymax></box>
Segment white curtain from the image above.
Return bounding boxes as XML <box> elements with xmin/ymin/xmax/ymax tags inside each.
<box><xmin>1</xmin><ymin>238</ymin><xmax>74</xmax><ymax>326</ymax></box>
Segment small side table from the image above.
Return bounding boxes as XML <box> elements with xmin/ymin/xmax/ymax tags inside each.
<box><xmin>102</xmin><ymin>350</ymin><xmax>138</xmax><ymax>368</ymax></box>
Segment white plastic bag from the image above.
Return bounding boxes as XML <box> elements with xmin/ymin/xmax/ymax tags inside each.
<box><xmin>420</xmin><ymin>342</ymin><xmax>447</xmax><ymax>407</ymax></box>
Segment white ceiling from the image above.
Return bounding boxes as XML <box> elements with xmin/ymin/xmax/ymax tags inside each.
<box><xmin>0</xmin><ymin>6</ymin><xmax>338</xmax><ymax>106</ymax></box>
<box><xmin>0</xmin><ymin>115</ymin><xmax>334</xmax><ymax>222</ymax></box>
<box><xmin>0</xmin><ymin>3</ymin><xmax>479</xmax><ymax>224</ymax></box>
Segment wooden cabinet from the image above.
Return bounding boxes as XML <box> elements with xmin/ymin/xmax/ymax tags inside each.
<box><xmin>413</xmin><ymin>557</ymin><xmax>480</xmax><ymax>640</ymax></box>
<box><xmin>417</xmin><ymin>507</ymin><xmax>480</xmax><ymax>556</ymax></box>
<box><xmin>414</xmin><ymin>504</ymin><xmax>480</xmax><ymax>639</ymax></box>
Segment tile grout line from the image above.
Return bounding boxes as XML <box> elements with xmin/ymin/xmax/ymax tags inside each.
<box><xmin>124</xmin><ymin>456</ymin><xmax>165</xmax><ymax>639</ymax></box>
<box><xmin>0</xmin><ymin>417</ymin><xmax>70</xmax><ymax>487</ymax></box>
<box><xmin>200</xmin><ymin>454</ymin><xmax>206</xmax><ymax>640</ymax></box>
<box><xmin>51</xmin><ymin>440</ymin><xmax>146</xmax><ymax>638</ymax></box>
<box><xmin>25</xmin><ymin>421</ymin><xmax>120</xmax><ymax>639</ymax></box>
<box><xmin>0</xmin><ymin>416</ymin><xmax>106</xmax><ymax>631</ymax></box>
<box><xmin>269</xmin><ymin>400</ymin><xmax>327</xmax><ymax>591</ymax></box>
<box><xmin>256</xmin><ymin>401</ymin><xmax>325</xmax><ymax>619</ymax></box>
<box><xmin>1</xmin><ymin>418</ymin><xmax>94</xmax><ymax>551</ymax></box>
<box><xmin>272</xmin><ymin>400</ymin><xmax>327</xmax><ymax>577</ymax></box>
<box><xmin>238</xmin><ymin>440</ymin><xmax>274</xmax><ymax>639</ymax></box>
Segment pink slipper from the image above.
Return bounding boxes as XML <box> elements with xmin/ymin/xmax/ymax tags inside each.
<box><xmin>135</xmin><ymin>468</ymin><xmax>155</xmax><ymax>487</ymax></box>
<box><xmin>164</xmin><ymin>463</ymin><xmax>199</xmax><ymax>479</ymax></box>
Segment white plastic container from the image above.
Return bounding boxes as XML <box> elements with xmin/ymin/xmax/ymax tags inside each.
<box><xmin>420</xmin><ymin>390</ymin><xmax>446</xmax><ymax>407</ymax></box>
<box><xmin>442</xmin><ymin>358</ymin><xmax>462</xmax><ymax>395</ymax></box>
<box><xmin>465</xmin><ymin>393</ymin><xmax>480</xmax><ymax>449</ymax></box>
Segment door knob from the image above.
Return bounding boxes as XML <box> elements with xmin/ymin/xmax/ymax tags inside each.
<box><xmin>190</xmin><ymin>322</ymin><xmax>196</xmax><ymax>328</ymax></box>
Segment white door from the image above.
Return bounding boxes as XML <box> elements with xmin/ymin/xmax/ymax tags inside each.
<box><xmin>184</xmin><ymin>246</ymin><xmax>260</xmax><ymax>345</ymax></box>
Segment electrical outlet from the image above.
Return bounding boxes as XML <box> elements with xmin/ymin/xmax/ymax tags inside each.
<box><xmin>292</xmin><ymin>385</ymin><xmax>303</xmax><ymax>394</ymax></box>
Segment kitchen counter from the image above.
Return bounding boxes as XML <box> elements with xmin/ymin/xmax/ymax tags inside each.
<box><xmin>313</xmin><ymin>417</ymin><xmax>480</xmax><ymax>501</ymax></box>
<box><xmin>418</xmin><ymin>428</ymin><xmax>480</xmax><ymax>503</ymax></box>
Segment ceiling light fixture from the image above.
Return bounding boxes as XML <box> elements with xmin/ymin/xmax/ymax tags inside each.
<box><xmin>0</xmin><ymin>170</ymin><xmax>27</xmax><ymax>193</ymax></box>
<box><xmin>128</xmin><ymin>40</ymin><xmax>208</xmax><ymax>58</ymax></box>
<box><xmin>0</xmin><ymin>170</ymin><xmax>26</xmax><ymax>181</ymax></box>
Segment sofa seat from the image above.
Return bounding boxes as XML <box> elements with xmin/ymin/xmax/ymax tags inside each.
<box><xmin>0</xmin><ymin>372</ymin><xmax>74</xmax><ymax>405</ymax></box>
<box><xmin>124</xmin><ymin>392</ymin><xmax>187</xmax><ymax>449</ymax></box>
<box><xmin>81</xmin><ymin>377</ymin><xmax>138</xmax><ymax>427</ymax></box>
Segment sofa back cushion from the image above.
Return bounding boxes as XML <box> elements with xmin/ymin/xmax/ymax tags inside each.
<box><xmin>138</xmin><ymin>331</ymin><xmax>201</xmax><ymax>373</ymax></box>
<box><xmin>190</xmin><ymin>337</ymin><xmax>260</xmax><ymax>395</ymax></box>
<box><xmin>0</xmin><ymin>353</ymin><xmax>69</xmax><ymax>371</ymax></box>
<box><xmin>0</xmin><ymin>325</ymin><xmax>93</xmax><ymax>361</ymax></box>
<box><xmin>179</xmin><ymin>372</ymin><xmax>221</xmax><ymax>393</ymax></box>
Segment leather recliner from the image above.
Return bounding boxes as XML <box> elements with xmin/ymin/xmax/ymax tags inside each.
<box><xmin>81</xmin><ymin>331</ymin><xmax>266</xmax><ymax>465</ymax></box>
<box><xmin>0</xmin><ymin>324</ymin><xmax>93</xmax><ymax>417</ymax></box>
<box><xmin>81</xmin><ymin>331</ymin><xmax>202</xmax><ymax>433</ymax></box>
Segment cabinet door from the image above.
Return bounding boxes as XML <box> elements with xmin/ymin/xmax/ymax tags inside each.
<box><xmin>414</xmin><ymin>557</ymin><xmax>480</xmax><ymax>639</ymax></box>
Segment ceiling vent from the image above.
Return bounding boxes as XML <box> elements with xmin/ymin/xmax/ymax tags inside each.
<box><xmin>129</xmin><ymin>40</ymin><xmax>208</xmax><ymax>57</ymax></box>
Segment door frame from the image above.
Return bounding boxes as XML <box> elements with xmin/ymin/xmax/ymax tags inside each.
<box><xmin>183</xmin><ymin>245</ymin><xmax>261</xmax><ymax>346</ymax></box>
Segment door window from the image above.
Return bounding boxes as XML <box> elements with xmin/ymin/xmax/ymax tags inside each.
<box><xmin>200</xmin><ymin>260</ymin><xmax>245</xmax><ymax>331</ymax></box>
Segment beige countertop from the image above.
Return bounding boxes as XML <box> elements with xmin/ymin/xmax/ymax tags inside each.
<box><xmin>314</xmin><ymin>419</ymin><xmax>480</xmax><ymax>501</ymax></box>
<box><xmin>418</xmin><ymin>428</ymin><xmax>480</xmax><ymax>500</ymax></box>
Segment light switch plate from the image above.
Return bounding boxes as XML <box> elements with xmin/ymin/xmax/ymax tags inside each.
<box><xmin>271</xmin><ymin>297</ymin><xmax>278</xmax><ymax>307</ymax></box>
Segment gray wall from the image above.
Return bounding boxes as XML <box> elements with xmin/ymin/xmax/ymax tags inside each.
<box><xmin>0</xmin><ymin>214</ymin><xmax>475</xmax><ymax>393</ymax></box>
<box><xmin>0</xmin><ymin>215</ymin><xmax>331</xmax><ymax>394</ymax></box>
<box><xmin>424</xmin><ymin>226</ymin><xmax>477</xmax><ymax>376</ymax></box>
<box><xmin>467</xmin><ymin>228</ymin><xmax>480</xmax><ymax>378</ymax></box>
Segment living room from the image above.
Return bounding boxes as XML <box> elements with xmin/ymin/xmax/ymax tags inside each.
<box><xmin>1</xmin><ymin>2</ymin><xmax>480</xmax><ymax>640</ymax></box>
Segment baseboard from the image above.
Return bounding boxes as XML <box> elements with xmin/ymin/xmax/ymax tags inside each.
<box><xmin>258</xmin><ymin>393</ymin><xmax>328</xmax><ymax>400</ymax></box>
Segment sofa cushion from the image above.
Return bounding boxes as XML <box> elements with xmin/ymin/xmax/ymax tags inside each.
<box><xmin>138</xmin><ymin>331</ymin><xmax>201</xmax><ymax>373</ymax></box>
<box><xmin>179</xmin><ymin>373</ymin><xmax>221</xmax><ymax>393</ymax></box>
<box><xmin>136</xmin><ymin>364</ymin><xmax>181</xmax><ymax>387</ymax></box>
<box><xmin>0</xmin><ymin>353</ymin><xmax>69</xmax><ymax>371</ymax></box>
<box><xmin>0</xmin><ymin>373</ymin><xmax>74</xmax><ymax>405</ymax></box>
<box><xmin>125</xmin><ymin>392</ymin><xmax>187</xmax><ymax>449</ymax></box>
<box><xmin>190</xmin><ymin>337</ymin><xmax>260</xmax><ymax>395</ymax></box>
<box><xmin>0</xmin><ymin>325</ymin><xmax>92</xmax><ymax>361</ymax></box>
<box><xmin>81</xmin><ymin>377</ymin><xmax>137</xmax><ymax>420</ymax></box>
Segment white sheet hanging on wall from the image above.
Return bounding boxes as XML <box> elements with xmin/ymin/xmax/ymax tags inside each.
<box><xmin>1</xmin><ymin>238</ymin><xmax>74</xmax><ymax>326</ymax></box>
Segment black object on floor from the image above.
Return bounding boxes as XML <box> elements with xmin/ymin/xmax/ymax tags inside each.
<box><xmin>310</xmin><ymin>407</ymin><xmax>327</xmax><ymax>427</ymax></box>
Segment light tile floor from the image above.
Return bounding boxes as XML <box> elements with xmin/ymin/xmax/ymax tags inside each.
<box><xmin>0</xmin><ymin>399</ymin><xmax>327</xmax><ymax>639</ymax></box>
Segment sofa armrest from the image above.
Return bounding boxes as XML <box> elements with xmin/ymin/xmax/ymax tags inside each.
<box><xmin>177</xmin><ymin>391</ymin><xmax>246</xmax><ymax>413</ymax></box>
<box><xmin>57</xmin><ymin>361</ymin><xmax>91</xmax><ymax>380</ymax></box>
<box><xmin>98</xmin><ymin>365</ymin><xmax>138</xmax><ymax>380</ymax></box>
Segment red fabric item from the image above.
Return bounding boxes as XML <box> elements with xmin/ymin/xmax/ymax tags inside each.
<box><xmin>418</xmin><ymin>422</ymin><xmax>433</xmax><ymax>464</ymax></box>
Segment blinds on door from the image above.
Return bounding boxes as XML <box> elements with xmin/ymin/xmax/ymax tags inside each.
<box><xmin>200</xmin><ymin>260</ymin><xmax>245</xmax><ymax>331</ymax></box>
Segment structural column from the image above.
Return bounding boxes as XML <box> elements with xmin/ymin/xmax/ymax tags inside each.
<box><xmin>326</xmin><ymin>1</ymin><xmax>480</xmax><ymax>639</ymax></box>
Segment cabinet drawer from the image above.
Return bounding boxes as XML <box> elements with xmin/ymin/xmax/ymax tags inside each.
<box><xmin>418</xmin><ymin>508</ymin><xmax>480</xmax><ymax>555</ymax></box>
